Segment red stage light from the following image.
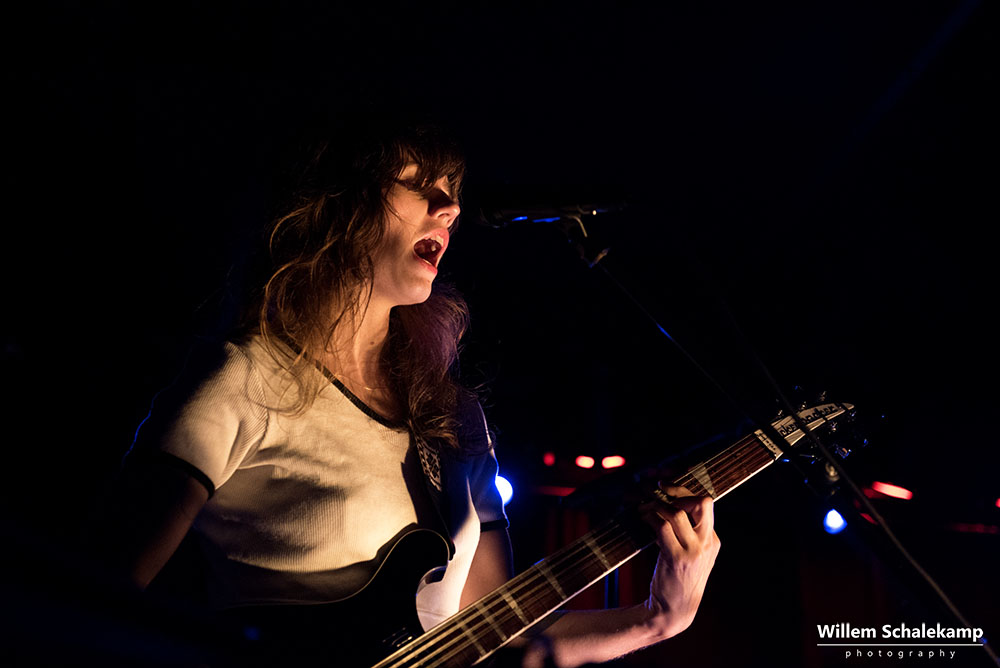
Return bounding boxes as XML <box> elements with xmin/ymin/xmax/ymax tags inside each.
<box><xmin>542</xmin><ymin>452</ymin><xmax>556</xmax><ymax>466</ymax></box>
<box><xmin>575</xmin><ymin>455</ymin><xmax>596</xmax><ymax>469</ymax></box>
<box><xmin>601</xmin><ymin>455</ymin><xmax>626</xmax><ymax>469</ymax></box>
<box><xmin>995</xmin><ymin>498</ymin><xmax>1000</xmax><ymax>509</ymax></box>
<box><xmin>950</xmin><ymin>523</ymin><xmax>999</xmax><ymax>535</ymax></box>
<box><xmin>536</xmin><ymin>485</ymin><xmax>576</xmax><ymax>497</ymax></box>
<box><xmin>871</xmin><ymin>481</ymin><xmax>914</xmax><ymax>500</ymax></box>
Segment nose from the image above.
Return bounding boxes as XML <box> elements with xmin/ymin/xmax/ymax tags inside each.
<box><xmin>429</xmin><ymin>189</ymin><xmax>461</xmax><ymax>226</ymax></box>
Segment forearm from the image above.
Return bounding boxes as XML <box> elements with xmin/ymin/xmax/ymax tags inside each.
<box><xmin>525</xmin><ymin>492</ymin><xmax>720</xmax><ymax>668</ymax></box>
<box><xmin>533</xmin><ymin>602</ymin><xmax>683</xmax><ymax>668</ymax></box>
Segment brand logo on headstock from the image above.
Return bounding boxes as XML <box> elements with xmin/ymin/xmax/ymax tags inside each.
<box><xmin>776</xmin><ymin>403</ymin><xmax>839</xmax><ymax>437</ymax></box>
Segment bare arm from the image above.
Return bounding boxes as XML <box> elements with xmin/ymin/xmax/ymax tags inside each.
<box><xmin>461</xmin><ymin>486</ymin><xmax>720</xmax><ymax>668</ymax></box>
<box><xmin>90</xmin><ymin>455</ymin><xmax>210</xmax><ymax>590</ymax></box>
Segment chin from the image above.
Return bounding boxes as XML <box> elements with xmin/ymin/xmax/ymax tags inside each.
<box><xmin>399</xmin><ymin>286</ymin><xmax>434</xmax><ymax>307</ymax></box>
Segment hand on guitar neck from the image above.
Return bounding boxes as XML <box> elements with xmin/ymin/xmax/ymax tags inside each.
<box><xmin>517</xmin><ymin>484</ymin><xmax>720</xmax><ymax>668</ymax></box>
<box><xmin>640</xmin><ymin>485</ymin><xmax>721</xmax><ymax>640</ymax></box>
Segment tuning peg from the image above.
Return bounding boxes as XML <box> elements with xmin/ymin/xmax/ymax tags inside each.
<box><xmin>789</xmin><ymin>386</ymin><xmax>807</xmax><ymax>412</ymax></box>
<box><xmin>817</xmin><ymin>390</ymin><xmax>828</xmax><ymax>403</ymax></box>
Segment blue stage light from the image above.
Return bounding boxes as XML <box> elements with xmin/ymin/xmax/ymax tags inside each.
<box><xmin>496</xmin><ymin>475</ymin><xmax>513</xmax><ymax>506</ymax></box>
<box><xmin>824</xmin><ymin>509</ymin><xmax>847</xmax><ymax>534</ymax></box>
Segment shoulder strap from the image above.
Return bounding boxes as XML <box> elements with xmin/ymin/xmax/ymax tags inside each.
<box><xmin>412</xmin><ymin>390</ymin><xmax>491</xmax><ymax>560</ymax></box>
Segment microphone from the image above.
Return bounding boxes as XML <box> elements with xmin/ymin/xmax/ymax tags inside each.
<box><xmin>463</xmin><ymin>184</ymin><xmax>627</xmax><ymax>228</ymax></box>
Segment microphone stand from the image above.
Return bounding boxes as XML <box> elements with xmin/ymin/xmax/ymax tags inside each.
<box><xmin>532</xmin><ymin>209</ymin><xmax>998</xmax><ymax>667</ymax></box>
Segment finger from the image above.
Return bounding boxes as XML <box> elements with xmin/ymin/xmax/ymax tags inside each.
<box><xmin>638</xmin><ymin>501</ymin><xmax>667</xmax><ymax>527</ymax></box>
<box><xmin>657</xmin><ymin>483</ymin><xmax>695</xmax><ymax>499</ymax></box>
<box><xmin>670</xmin><ymin>495</ymin><xmax>716</xmax><ymax>538</ymax></box>
<box><xmin>657</xmin><ymin>502</ymin><xmax>700</xmax><ymax>551</ymax></box>
<box><xmin>641</xmin><ymin>504</ymin><xmax>684</xmax><ymax>555</ymax></box>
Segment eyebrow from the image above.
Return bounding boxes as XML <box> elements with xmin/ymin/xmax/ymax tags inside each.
<box><xmin>395</xmin><ymin>173</ymin><xmax>455</xmax><ymax>199</ymax></box>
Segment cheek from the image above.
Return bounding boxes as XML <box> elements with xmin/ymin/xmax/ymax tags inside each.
<box><xmin>383</xmin><ymin>226</ymin><xmax>413</xmax><ymax>261</ymax></box>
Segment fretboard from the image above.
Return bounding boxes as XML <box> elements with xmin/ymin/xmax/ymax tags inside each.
<box><xmin>373</xmin><ymin>434</ymin><xmax>779</xmax><ymax>668</ymax></box>
<box><xmin>373</xmin><ymin>401</ymin><xmax>850</xmax><ymax>668</ymax></box>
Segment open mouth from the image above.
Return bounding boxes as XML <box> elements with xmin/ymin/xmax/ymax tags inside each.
<box><xmin>413</xmin><ymin>232</ymin><xmax>447</xmax><ymax>268</ymax></box>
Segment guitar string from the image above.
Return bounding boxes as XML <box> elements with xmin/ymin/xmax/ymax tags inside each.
<box><xmin>424</xmin><ymin>406</ymin><xmax>833</xmax><ymax>664</ymax></box>
<box><xmin>673</xmin><ymin>407</ymin><xmax>835</xmax><ymax>486</ymax></box>
<box><xmin>378</xmin><ymin>516</ymin><xmax>639</xmax><ymax>668</ymax></box>
<box><xmin>442</xmin><ymin>448</ymin><xmax>778</xmax><ymax>665</ymax></box>
<box><xmin>394</xmin><ymin>459</ymin><xmax>761</xmax><ymax>668</ymax></box>
<box><xmin>427</xmin><ymin>521</ymin><xmax>680</xmax><ymax>668</ymax></box>
<box><xmin>384</xmin><ymin>431</ymin><xmax>786</xmax><ymax>667</ymax></box>
<box><xmin>382</xmin><ymin>523</ymin><xmax>641</xmax><ymax>668</ymax></box>
<box><xmin>419</xmin><ymin>438</ymin><xmax>776</xmax><ymax>665</ymax></box>
<box><xmin>380</xmin><ymin>456</ymin><xmax>773</xmax><ymax>661</ymax></box>
<box><xmin>431</xmin><ymin>426</ymin><xmax>803</xmax><ymax>664</ymax></box>
<box><xmin>380</xmin><ymin>437</ymin><xmax>778</xmax><ymax>667</ymax></box>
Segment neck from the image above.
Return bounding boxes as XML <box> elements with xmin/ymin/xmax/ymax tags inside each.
<box><xmin>322</xmin><ymin>295</ymin><xmax>393</xmax><ymax>393</ymax></box>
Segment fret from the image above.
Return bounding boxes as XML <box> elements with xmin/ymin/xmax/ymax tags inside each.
<box><xmin>687</xmin><ymin>462</ymin><xmax>717</xmax><ymax>497</ymax></box>
<box><xmin>500</xmin><ymin>591</ymin><xmax>531</xmax><ymax>626</ymax></box>
<box><xmin>475</xmin><ymin>600</ymin><xmax>510</xmax><ymax>642</ymax></box>
<box><xmin>681</xmin><ymin>436</ymin><xmax>777</xmax><ymax>501</ymax></box>
<box><xmin>582</xmin><ymin>533</ymin><xmax>612</xmax><ymax>570</ymax></box>
<box><xmin>755</xmin><ymin>428</ymin><xmax>785</xmax><ymax>458</ymax></box>
<box><xmin>713</xmin><ymin>454</ymin><xmax>773</xmax><ymax>501</ymax></box>
<box><xmin>455</xmin><ymin>618</ymin><xmax>488</xmax><ymax>657</ymax></box>
<box><xmin>536</xmin><ymin>561</ymin><xmax>568</xmax><ymax>599</ymax></box>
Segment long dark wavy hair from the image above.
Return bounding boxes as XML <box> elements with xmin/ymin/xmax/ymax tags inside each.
<box><xmin>240</xmin><ymin>114</ymin><xmax>471</xmax><ymax>451</ymax></box>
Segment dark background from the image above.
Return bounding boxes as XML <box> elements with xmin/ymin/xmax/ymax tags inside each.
<box><xmin>4</xmin><ymin>2</ymin><xmax>997</xmax><ymax>666</ymax></box>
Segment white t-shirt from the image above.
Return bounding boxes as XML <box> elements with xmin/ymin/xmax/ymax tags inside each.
<box><xmin>133</xmin><ymin>336</ymin><xmax>507</xmax><ymax>630</ymax></box>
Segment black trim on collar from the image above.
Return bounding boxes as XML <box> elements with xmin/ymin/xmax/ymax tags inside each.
<box><xmin>311</xmin><ymin>362</ymin><xmax>405</xmax><ymax>429</ymax></box>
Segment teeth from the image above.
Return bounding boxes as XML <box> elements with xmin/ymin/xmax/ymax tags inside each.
<box><xmin>414</xmin><ymin>235</ymin><xmax>445</xmax><ymax>264</ymax></box>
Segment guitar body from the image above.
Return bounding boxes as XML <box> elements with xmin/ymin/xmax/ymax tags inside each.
<box><xmin>223</xmin><ymin>528</ymin><xmax>450</xmax><ymax>668</ymax></box>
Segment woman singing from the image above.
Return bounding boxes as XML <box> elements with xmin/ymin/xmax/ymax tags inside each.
<box><xmin>97</xmin><ymin>114</ymin><xmax>720</xmax><ymax>667</ymax></box>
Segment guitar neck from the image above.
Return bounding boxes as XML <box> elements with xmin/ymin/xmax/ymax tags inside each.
<box><xmin>373</xmin><ymin>402</ymin><xmax>851</xmax><ymax>668</ymax></box>
<box><xmin>374</xmin><ymin>433</ymin><xmax>781</xmax><ymax>668</ymax></box>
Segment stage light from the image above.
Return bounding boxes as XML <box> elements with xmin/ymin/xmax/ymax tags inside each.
<box><xmin>995</xmin><ymin>498</ymin><xmax>1000</xmax><ymax>509</ymax></box>
<box><xmin>601</xmin><ymin>455</ymin><xmax>626</xmax><ymax>469</ymax></box>
<box><xmin>824</xmin><ymin>509</ymin><xmax>846</xmax><ymax>534</ymax></box>
<box><xmin>575</xmin><ymin>455</ymin><xmax>596</xmax><ymax>469</ymax></box>
<box><xmin>949</xmin><ymin>523</ymin><xmax>999</xmax><ymax>534</ymax></box>
<box><xmin>542</xmin><ymin>452</ymin><xmax>556</xmax><ymax>466</ymax></box>
<box><xmin>495</xmin><ymin>475</ymin><xmax>513</xmax><ymax>506</ymax></box>
<box><xmin>871</xmin><ymin>481</ymin><xmax>913</xmax><ymax>500</ymax></box>
<box><xmin>536</xmin><ymin>485</ymin><xmax>576</xmax><ymax>497</ymax></box>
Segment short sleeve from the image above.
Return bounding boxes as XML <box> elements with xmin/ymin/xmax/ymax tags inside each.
<box><xmin>130</xmin><ymin>341</ymin><xmax>268</xmax><ymax>491</ymax></box>
<box><xmin>457</xmin><ymin>396</ymin><xmax>508</xmax><ymax>530</ymax></box>
<box><xmin>469</xmin><ymin>446</ymin><xmax>507</xmax><ymax>530</ymax></box>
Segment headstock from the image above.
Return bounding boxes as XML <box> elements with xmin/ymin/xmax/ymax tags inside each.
<box><xmin>763</xmin><ymin>397</ymin><xmax>865</xmax><ymax>497</ymax></box>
